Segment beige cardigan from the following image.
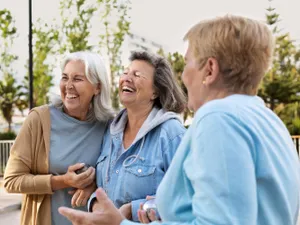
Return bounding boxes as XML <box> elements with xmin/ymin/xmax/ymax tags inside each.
<box><xmin>4</xmin><ymin>105</ymin><xmax>53</xmax><ymax>225</ymax></box>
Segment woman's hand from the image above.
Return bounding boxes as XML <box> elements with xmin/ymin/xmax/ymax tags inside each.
<box><xmin>59</xmin><ymin>188</ymin><xmax>125</xmax><ymax>225</ymax></box>
<box><xmin>119</xmin><ymin>202</ymin><xmax>132</xmax><ymax>220</ymax></box>
<box><xmin>69</xmin><ymin>182</ymin><xmax>97</xmax><ymax>208</ymax></box>
<box><xmin>138</xmin><ymin>196</ymin><xmax>160</xmax><ymax>223</ymax></box>
<box><xmin>64</xmin><ymin>163</ymin><xmax>95</xmax><ymax>189</ymax></box>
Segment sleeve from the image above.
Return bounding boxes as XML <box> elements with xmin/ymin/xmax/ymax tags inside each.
<box><xmin>131</xmin><ymin>127</ymin><xmax>184</xmax><ymax>222</ymax></box>
<box><xmin>3</xmin><ymin>110</ymin><xmax>53</xmax><ymax>194</ymax></box>
<box><xmin>87</xmin><ymin>192</ymin><xmax>97</xmax><ymax>212</ymax></box>
<box><xmin>123</xmin><ymin>112</ymin><xmax>257</xmax><ymax>225</ymax></box>
<box><xmin>162</xmin><ymin>132</ymin><xmax>184</xmax><ymax>171</ymax></box>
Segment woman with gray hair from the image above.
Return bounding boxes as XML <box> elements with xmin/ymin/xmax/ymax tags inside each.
<box><xmin>87</xmin><ymin>51</ymin><xmax>187</xmax><ymax>222</ymax></box>
<box><xmin>4</xmin><ymin>51</ymin><xmax>114</xmax><ymax>225</ymax></box>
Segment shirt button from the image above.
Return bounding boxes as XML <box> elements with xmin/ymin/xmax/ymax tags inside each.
<box><xmin>116</xmin><ymin>170</ymin><xmax>119</xmax><ymax>174</ymax></box>
<box><xmin>138</xmin><ymin>169</ymin><xmax>142</xmax><ymax>173</ymax></box>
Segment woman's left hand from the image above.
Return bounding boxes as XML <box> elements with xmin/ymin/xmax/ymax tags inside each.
<box><xmin>69</xmin><ymin>182</ymin><xmax>97</xmax><ymax>208</ymax></box>
<box><xmin>138</xmin><ymin>202</ymin><xmax>160</xmax><ymax>224</ymax></box>
<box><xmin>119</xmin><ymin>202</ymin><xmax>132</xmax><ymax>220</ymax></box>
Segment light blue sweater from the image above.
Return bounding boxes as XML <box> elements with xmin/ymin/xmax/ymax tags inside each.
<box><xmin>122</xmin><ymin>94</ymin><xmax>300</xmax><ymax>225</ymax></box>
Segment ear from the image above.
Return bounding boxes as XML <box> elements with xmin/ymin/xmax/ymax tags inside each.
<box><xmin>94</xmin><ymin>83</ymin><xmax>101</xmax><ymax>95</ymax></box>
<box><xmin>203</xmin><ymin>57</ymin><xmax>220</xmax><ymax>85</ymax></box>
<box><xmin>151</xmin><ymin>92</ymin><xmax>158</xmax><ymax>100</ymax></box>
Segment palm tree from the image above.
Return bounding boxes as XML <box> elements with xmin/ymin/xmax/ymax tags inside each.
<box><xmin>0</xmin><ymin>73</ymin><xmax>27</xmax><ymax>132</ymax></box>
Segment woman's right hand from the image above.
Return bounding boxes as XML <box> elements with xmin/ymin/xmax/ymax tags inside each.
<box><xmin>63</xmin><ymin>163</ymin><xmax>95</xmax><ymax>189</ymax></box>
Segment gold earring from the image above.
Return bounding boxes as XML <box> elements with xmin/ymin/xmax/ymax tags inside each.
<box><xmin>202</xmin><ymin>80</ymin><xmax>206</xmax><ymax>84</ymax></box>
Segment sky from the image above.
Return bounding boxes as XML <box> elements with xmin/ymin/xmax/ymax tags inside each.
<box><xmin>1</xmin><ymin>0</ymin><xmax>300</xmax><ymax>89</ymax></box>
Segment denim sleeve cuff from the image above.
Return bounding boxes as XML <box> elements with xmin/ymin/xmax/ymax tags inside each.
<box><xmin>87</xmin><ymin>192</ymin><xmax>97</xmax><ymax>212</ymax></box>
<box><xmin>131</xmin><ymin>199</ymin><xmax>147</xmax><ymax>222</ymax></box>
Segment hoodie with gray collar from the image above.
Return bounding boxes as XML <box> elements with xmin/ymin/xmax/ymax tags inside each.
<box><xmin>89</xmin><ymin>107</ymin><xmax>186</xmax><ymax>221</ymax></box>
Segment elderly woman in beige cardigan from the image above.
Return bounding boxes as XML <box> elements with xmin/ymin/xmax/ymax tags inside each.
<box><xmin>4</xmin><ymin>52</ymin><xmax>113</xmax><ymax>225</ymax></box>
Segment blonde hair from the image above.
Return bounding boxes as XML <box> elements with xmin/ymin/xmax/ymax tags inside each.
<box><xmin>52</xmin><ymin>51</ymin><xmax>114</xmax><ymax>122</ymax></box>
<box><xmin>184</xmin><ymin>15</ymin><xmax>274</xmax><ymax>95</ymax></box>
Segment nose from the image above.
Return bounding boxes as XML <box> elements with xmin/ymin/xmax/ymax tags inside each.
<box><xmin>66</xmin><ymin>79</ymin><xmax>74</xmax><ymax>89</ymax></box>
<box><xmin>121</xmin><ymin>73</ymin><xmax>133</xmax><ymax>83</ymax></box>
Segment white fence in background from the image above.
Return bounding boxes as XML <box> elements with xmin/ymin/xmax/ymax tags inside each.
<box><xmin>0</xmin><ymin>136</ymin><xmax>299</xmax><ymax>176</ymax></box>
<box><xmin>0</xmin><ymin>140</ymin><xmax>14</xmax><ymax>176</ymax></box>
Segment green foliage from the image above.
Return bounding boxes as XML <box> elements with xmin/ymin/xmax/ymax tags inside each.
<box><xmin>0</xmin><ymin>73</ymin><xmax>27</xmax><ymax>131</ymax></box>
<box><xmin>158</xmin><ymin>49</ymin><xmax>193</xmax><ymax>123</ymax></box>
<box><xmin>258</xmin><ymin>1</ymin><xmax>300</xmax><ymax>134</ymax></box>
<box><xmin>59</xmin><ymin>0</ymin><xmax>97</xmax><ymax>52</ymax></box>
<box><xmin>0</xmin><ymin>9</ymin><xmax>27</xmax><ymax>131</ymax></box>
<box><xmin>0</xmin><ymin>131</ymin><xmax>16</xmax><ymax>140</ymax></box>
<box><xmin>98</xmin><ymin>0</ymin><xmax>131</xmax><ymax>109</ymax></box>
<box><xmin>24</xmin><ymin>20</ymin><xmax>59</xmax><ymax>106</ymax></box>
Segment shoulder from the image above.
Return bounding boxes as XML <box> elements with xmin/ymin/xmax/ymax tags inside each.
<box><xmin>159</xmin><ymin>119</ymin><xmax>186</xmax><ymax>141</ymax></box>
<box><xmin>22</xmin><ymin>105</ymin><xmax>50</xmax><ymax>126</ymax></box>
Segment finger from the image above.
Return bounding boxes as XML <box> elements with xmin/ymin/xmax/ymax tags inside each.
<box><xmin>76</xmin><ymin>190</ymin><xmax>86</xmax><ymax>207</ymax></box>
<box><xmin>81</xmin><ymin>195</ymin><xmax>89</xmax><ymax>207</ymax></box>
<box><xmin>76</xmin><ymin>167</ymin><xmax>94</xmax><ymax>182</ymax></box>
<box><xmin>58</xmin><ymin>206</ymin><xmax>88</xmax><ymax>224</ymax></box>
<box><xmin>146</xmin><ymin>195</ymin><xmax>155</xmax><ymax>200</ymax></box>
<box><xmin>95</xmin><ymin>188</ymin><xmax>116</xmax><ymax>211</ymax></box>
<box><xmin>139</xmin><ymin>202</ymin><xmax>144</xmax><ymax>210</ymax></box>
<box><xmin>68</xmin><ymin>163</ymin><xmax>85</xmax><ymax>172</ymax></box>
<box><xmin>141</xmin><ymin>210</ymin><xmax>150</xmax><ymax>223</ymax></box>
<box><xmin>77</xmin><ymin>169</ymin><xmax>95</xmax><ymax>188</ymax></box>
<box><xmin>138</xmin><ymin>210</ymin><xmax>143</xmax><ymax>223</ymax></box>
<box><xmin>71</xmin><ymin>190</ymin><xmax>81</xmax><ymax>208</ymax></box>
<box><xmin>68</xmin><ymin>189</ymin><xmax>76</xmax><ymax>195</ymax></box>
<box><xmin>148</xmin><ymin>209</ymin><xmax>157</xmax><ymax>221</ymax></box>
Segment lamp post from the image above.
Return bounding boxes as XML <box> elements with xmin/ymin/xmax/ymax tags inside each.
<box><xmin>28</xmin><ymin>0</ymin><xmax>34</xmax><ymax>109</ymax></box>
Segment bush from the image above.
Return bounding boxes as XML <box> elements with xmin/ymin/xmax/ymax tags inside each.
<box><xmin>0</xmin><ymin>131</ymin><xmax>16</xmax><ymax>140</ymax></box>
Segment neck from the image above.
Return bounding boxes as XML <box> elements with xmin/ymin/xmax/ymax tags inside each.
<box><xmin>195</xmin><ymin>89</ymin><xmax>232</xmax><ymax>111</ymax></box>
<box><xmin>126</xmin><ymin>105</ymin><xmax>153</xmax><ymax>132</ymax></box>
<box><xmin>64</xmin><ymin>106</ymin><xmax>88</xmax><ymax>121</ymax></box>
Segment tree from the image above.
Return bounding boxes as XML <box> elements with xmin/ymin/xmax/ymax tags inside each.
<box><xmin>59</xmin><ymin>0</ymin><xmax>97</xmax><ymax>53</ymax></box>
<box><xmin>258</xmin><ymin>1</ymin><xmax>300</xmax><ymax>134</ymax></box>
<box><xmin>0</xmin><ymin>9</ymin><xmax>27</xmax><ymax>131</ymax></box>
<box><xmin>0</xmin><ymin>73</ymin><xmax>27</xmax><ymax>131</ymax></box>
<box><xmin>24</xmin><ymin>20</ymin><xmax>59</xmax><ymax>106</ymax></box>
<box><xmin>98</xmin><ymin>0</ymin><xmax>131</xmax><ymax>109</ymax></box>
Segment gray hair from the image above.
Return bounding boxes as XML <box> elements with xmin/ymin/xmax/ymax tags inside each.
<box><xmin>52</xmin><ymin>51</ymin><xmax>114</xmax><ymax>122</ymax></box>
<box><xmin>129</xmin><ymin>51</ymin><xmax>186</xmax><ymax>113</ymax></box>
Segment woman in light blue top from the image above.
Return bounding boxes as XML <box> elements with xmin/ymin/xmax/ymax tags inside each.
<box><xmin>88</xmin><ymin>51</ymin><xmax>186</xmax><ymax>221</ymax></box>
<box><xmin>49</xmin><ymin>52</ymin><xmax>114</xmax><ymax>225</ymax></box>
<box><xmin>59</xmin><ymin>15</ymin><xmax>300</xmax><ymax>225</ymax></box>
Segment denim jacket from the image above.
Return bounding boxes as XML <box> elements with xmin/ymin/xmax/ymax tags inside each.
<box><xmin>88</xmin><ymin>107</ymin><xmax>186</xmax><ymax>221</ymax></box>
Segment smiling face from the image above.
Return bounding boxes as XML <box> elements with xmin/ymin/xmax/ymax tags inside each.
<box><xmin>119</xmin><ymin>60</ymin><xmax>157</xmax><ymax>109</ymax></box>
<box><xmin>60</xmin><ymin>60</ymin><xmax>100</xmax><ymax>120</ymax></box>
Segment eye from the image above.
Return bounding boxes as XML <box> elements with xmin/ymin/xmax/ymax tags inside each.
<box><xmin>61</xmin><ymin>76</ymin><xmax>68</xmax><ymax>81</ymax></box>
<box><xmin>134</xmin><ymin>71</ymin><xmax>141</xmax><ymax>77</ymax></box>
<box><xmin>74</xmin><ymin>78</ymin><xmax>83</xmax><ymax>81</ymax></box>
<box><xmin>122</xmin><ymin>69</ymin><xmax>129</xmax><ymax>75</ymax></box>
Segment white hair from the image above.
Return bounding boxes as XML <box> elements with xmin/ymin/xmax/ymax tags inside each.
<box><xmin>51</xmin><ymin>51</ymin><xmax>115</xmax><ymax>122</ymax></box>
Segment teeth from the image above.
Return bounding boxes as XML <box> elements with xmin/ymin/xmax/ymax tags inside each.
<box><xmin>122</xmin><ymin>86</ymin><xmax>134</xmax><ymax>92</ymax></box>
<box><xmin>66</xmin><ymin>94</ymin><xmax>78</xmax><ymax>99</ymax></box>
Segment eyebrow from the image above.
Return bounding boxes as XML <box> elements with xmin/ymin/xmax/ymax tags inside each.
<box><xmin>62</xmin><ymin>73</ymin><xmax>85</xmax><ymax>77</ymax></box>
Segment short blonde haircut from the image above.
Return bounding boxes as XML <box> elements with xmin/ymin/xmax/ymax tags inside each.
<box><xmin>184</xmin><ymin>15</ymin><xmax>274</xmax><ymax>95</ymax></box>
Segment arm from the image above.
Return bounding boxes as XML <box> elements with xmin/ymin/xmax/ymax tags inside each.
<box><xmin>4</xmin><ymin>111</ymin><xmax>53</xmax><ymax>194</ymax></box>
<box><xmin>124</xmin><ymin>112</ymin><xmax>257</xmax><ymax>225</ymax></box>
<box><xmin>4</xmin><ymin>110</ymin><xmax>95</xmax><ymax>194</ymax></box>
